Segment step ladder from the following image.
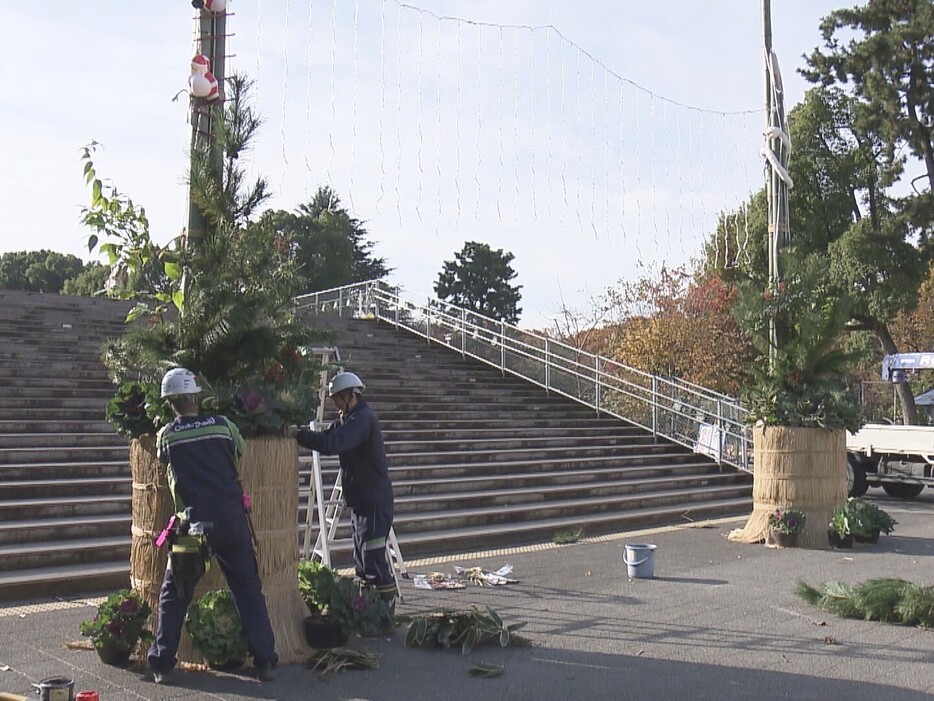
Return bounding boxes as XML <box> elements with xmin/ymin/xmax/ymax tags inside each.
<box><xmin>300</xmin><ymin>349</ymin><xmax>407</xmax><ymax>599</ymax></box>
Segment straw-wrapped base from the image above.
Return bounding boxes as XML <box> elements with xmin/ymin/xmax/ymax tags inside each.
<box><xmin>129</xmin><ymin>436</ymin><xmax>171</xmax><ymax>635</ymax></box>
<box><xmin>728</xmin><ymin>426</ymin><xmax>845</xmax><ymax>549</ymax></box>
<box><xmin>129</xmin><ymin>435</ymin><xmax>311</xmax><ymax>665</ymax></box>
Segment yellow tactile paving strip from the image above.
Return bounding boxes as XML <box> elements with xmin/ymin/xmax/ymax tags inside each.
<box><xmin>0</xmin><ymin>515</ymin><xmax>746</xmax><ymax>614</ymax></box>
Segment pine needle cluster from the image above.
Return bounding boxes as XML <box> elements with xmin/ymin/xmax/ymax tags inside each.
<box><xmin>796</xmin><ymin>578</ymin><xmax>934</xmax><ymax>627</ymax></box>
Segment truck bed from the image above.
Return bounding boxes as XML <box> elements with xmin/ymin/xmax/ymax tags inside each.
<box><xmin>847</xmin><ymin>424</ymin><xmax>934</xmax><ymax>461</ymax></box>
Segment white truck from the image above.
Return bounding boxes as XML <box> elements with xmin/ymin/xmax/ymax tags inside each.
<box><xmin>846</xmin><ymin>424</ymin><xmax>931</xmax><ymax>499</ymax></box>
<box><xmin>845</xmin><ymin>352</ymin><xmax>934</xmax><ymax>499</ymax></box>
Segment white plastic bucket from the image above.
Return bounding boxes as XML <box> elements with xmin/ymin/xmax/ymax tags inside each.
<box><xmin>622</xmin><ymin>543</ymin><xmax>657</xmax><ymax>579</ymax></box>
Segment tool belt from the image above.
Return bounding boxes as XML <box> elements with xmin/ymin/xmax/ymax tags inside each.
<box><xmin>156</xmin><ymin>510</ymin><xmax>214</xmax><ymax>600</ymax></box>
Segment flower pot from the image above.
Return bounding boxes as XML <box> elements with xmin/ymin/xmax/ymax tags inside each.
<box><xmin>304</xmin><ymin>616</ymin><xmax>349</xmax><ymax>649</ymax></box>
<box><xmin>827</xmin><ymin>530</ymin><xmax>853</xmax><ymax>549</ymax></box>
<box><xmin>95</xmin><ymin>639</ymin><xmax>134</xmax><ymax>668</ymax></box>
<box><xmin>771</xmin><ymin>529</ymin><xmax>799</xmax><ymax>548</ymax></box>
<box><xmin>854</xmin><ymin>528</ymin><xmax>881</xmax><ymax>544</ymax></box>
<box><xmin>208</xmin><ymin>658</ymin><xmax>245</xmax><ymax>672</ymax></box>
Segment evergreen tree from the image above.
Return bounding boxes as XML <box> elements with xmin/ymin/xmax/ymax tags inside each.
<box><xmin>434</xmin><ymin>242</ymin><xmax>522</xmax><ymax>324</ymax></box>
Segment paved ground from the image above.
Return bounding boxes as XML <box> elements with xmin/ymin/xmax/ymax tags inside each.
<box><xmin>2</xmin><ymin>487</ymin><xmax>933</xmax><ymax>700</ymax></box>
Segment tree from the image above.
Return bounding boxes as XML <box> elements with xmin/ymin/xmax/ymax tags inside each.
<box><xmin>434</xmin><ymin>241</ymin><xmax>522</xmax><ymax>324</ymax></box>
<box><xmin>0</xmin><ymin>250</ymin><xmax>85</xmax><ymax>293</ymax></box>
<box><xmin>259</xmin><ymin>186</ymin><xmax>391</xmax><ymax>294</ymax></box>
<box><xmin>603</xmin><ymin>266</ymin><xmax>750</xmax><ymax>395</ymax></box>
<box><xmin>704</xmin><ymin>85</ymin><xmax>929</xmax><ymax>423</ymax></box>
<box><xmin>803</xmin><ymin>0</ymin><xmax>934</xmax><ymax>211</ymax></box>
<box><xmin>802</xmin><ymin>1</ymin><xmax>934</xmax><ymax>422</ymax></box>
<box><xmin>62</xmin><ymin>262</ymin><xmax>109</xmax><ymax>296</ymax></box>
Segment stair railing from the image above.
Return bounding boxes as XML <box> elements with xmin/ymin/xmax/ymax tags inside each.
<box><xmin>295</xmin><ymin>280</ymin><xmax>752</xmax><ymax>472</ymax></box>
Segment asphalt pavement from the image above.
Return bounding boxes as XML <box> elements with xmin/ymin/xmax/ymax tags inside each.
<box><xmin>2</xmin><ymin>487</ymin><xmax>933</xmax><ymax>700</ymax></box>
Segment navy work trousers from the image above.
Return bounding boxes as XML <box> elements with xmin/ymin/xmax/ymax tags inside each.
<box><xmin>351</xmin><ymin>500</ymin><xmax>396</xmax><ymax>596</ymax></box>
<box><xmin>148</xmin><ymin>507</ymin><xmax>278</xmax><ymax>670</ymax></box>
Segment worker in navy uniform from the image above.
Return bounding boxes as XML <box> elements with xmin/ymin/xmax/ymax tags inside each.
<box><xmin>148</xmin><ymin>368</ymin><xmax>278</xmax><ymax>684</ymax></box>
<box><xmin>295</xmin><ymin>371</ymin><xmax>397</xmax><ymax>604</ymax></box>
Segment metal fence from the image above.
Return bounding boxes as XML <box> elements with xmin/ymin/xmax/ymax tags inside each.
<box><xmin>295</xmin><ymin>280</ymin><xmax>752</xmax><ymax>472</ymax></box>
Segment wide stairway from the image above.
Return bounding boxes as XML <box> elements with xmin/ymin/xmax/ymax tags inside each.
<box><xmin>0</xmin><ymin>294</ymin><xmax>752</xmax><ymax>601</ymax></box>
<box><xmin>0</xmin><ymin>291</ymin><xmax>133</xmax><ymax>600</ymax></box>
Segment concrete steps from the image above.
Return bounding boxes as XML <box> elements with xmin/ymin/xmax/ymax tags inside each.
<box><xmin>0</xmin><ymin>292</ymin><xmax>751</xmax><ymax>601</ymax></box>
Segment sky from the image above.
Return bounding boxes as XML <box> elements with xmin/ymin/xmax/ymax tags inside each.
<box><xmin>0</xmin><ymin>0</ymin><xmax>847</xmax><ymax>328</ymax></box>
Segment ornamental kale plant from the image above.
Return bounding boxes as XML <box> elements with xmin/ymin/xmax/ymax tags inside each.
<box><xmin>767</xmin><ymin>507</ymin><xmax>807</xmax><ymax>535</ymax></box>
<box><xmin>79</xmin><ymin>589</ymin><xmax>153</xmax><ymax>652</ymax></box>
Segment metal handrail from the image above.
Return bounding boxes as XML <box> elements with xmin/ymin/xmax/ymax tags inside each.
<box><xmin>295</xmin><ymin>280</ymin><xmax>752</xmax><ymax>472</ymax></box>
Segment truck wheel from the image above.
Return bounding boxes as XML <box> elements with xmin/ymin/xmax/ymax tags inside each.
<box><xmin>846</xmin><ymin>454</ymin><xmax>868</xmax><ymax>498</ymax></box>
<box><xmin>881</xmin><ymin>482</ymin><xmax>925</xmax><ymax>499</ymax></box>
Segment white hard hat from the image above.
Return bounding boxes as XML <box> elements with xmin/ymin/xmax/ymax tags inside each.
<box><xmin>328</xmin><ymin>371</ymin><xmax>365</xmax><ymax>397</ymax></box>
<box><xmin>161</xmin><ymin>368</ymin><xmax>202</xmax><ymax>398</ymax></box>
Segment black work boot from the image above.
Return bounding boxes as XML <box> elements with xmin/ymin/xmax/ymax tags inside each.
<box><xmin>255</xmin><ymin>660</ymin><xmax>277</xmax><ymax>682</ymax></box>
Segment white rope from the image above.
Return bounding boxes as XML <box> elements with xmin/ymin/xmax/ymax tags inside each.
<box><xmin>529</xmin><ymin>27</ymin><xmax>538</xmax><ymax>221</ymax></box>
<box><xmin>326</xmin><ymin>0</ymin><xmax>338</xmax><ymax>188</ymax></box>
<box><xmin>436</xmin><ymin>15</ymin><xmax>443</xmax><ymax>232</ymax></box>
<box><xmin>474</xmin><ymin>26</ymin><xmax>483</xmax><ymax>221</ymax></box>
<box><xmin>394</xmin><ymin>3</ymin><xmax>404</xmax><ymax>224</ymax></box>
<box><xmin>618</xmin><ymin>79</ymin><xmax>627</xmax><ymax>242</ymax></box>
<box><xmin>662</xmin><ymin>99</ymin><xmax>671</xmax><ymax>255</ymax></box>
<box><xmin>512</xmin><ymin>27</ymin><xmax>521</xmax><ymax>221</ymax></box>
<box><xmin>375</xmin><ymin>0</ymin><xmax>387</xmax><ymax>212</ymax></box>
<box><xmin>575</xmin><ymin>45</ymin><xmax>584</xmax><ymax>235</ymax></box>
<box><xmin>496</xmin><ymin>26</ymin><xmax>504</xmax><ymax>222</ymax></box>
<box><xmin>348</xmin><ymin>0</ymin><xmax>361</xmax><ymax>212</ymax></box>
<box><xmin>302</xmin><ymin>0</ymin><xmax>316</xmax><ymax>196</ymax></box>
<box><xmin>280</xmin><ymin>0</ymin><xmax>293</xmax><ymax>190</ymax></box>
<box><xmin>676</xmin><ymin>105</ymin><xmax>684</xmax><ymax>253</ymax></box>
<box><xmin>588</xmin><ymin>59</ymin><xmax>597</xmax><ymax>237</ymax></box>
<box><xmin>559</xmin><ymin>38</ymin><xmax>568</xmax><ymax>223</ymax></box>
<box><xmin>545</xmin><ymin>29</ymin><xmax>553</xmax><ymax>218</ymax></box>
<box><xmin>453</xmin><ymin>20</ymin><xmax>462</xmax><ymax>228</ymax></box>
<box><xmin>415</xmin><ymin>11</ymin><xmax>425</xmax><ymax>225</ymax></box>
<box><xmin>602</xmin><ymin>66</ymin><xmax>610</xmax><ymax>239</ymax></box>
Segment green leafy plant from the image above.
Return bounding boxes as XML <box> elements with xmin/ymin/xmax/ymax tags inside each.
<box><xmin>767</xmin><ymin>507</ymin><xmax>806</xmax><ymax>535</ymax></box>
<box><xmin>845</xmin><ymin>498</ymin><xmax>897</xmax><ymax>538</ymax></box>
<box><xmin>400</xmin><ymin>606</ymin><xmax>530</xmax><ymax>655</ymax></box>
<box><xmin>297</xmin><ymin>560</ymin><xmax>393</xmax><ymax>637</ymax></box>
<box><xmin>104</xmin><ymin>381</ymin><xmax>173</xmax><ymax>439</ymax></box>
<box><xmin>828</xmin><ymin>506</ymin><xmax>851</xmax><ymax>537</ymax></box>
<box><xmin>79</xmin><ymin>589</ymin><xmax>153</xmax><ymax>652</ymax></box>
<box><xmin>184</xmin><ymin>590</ymin><xmax>249</xmax><ymax>667</ymax></box>
<box><xmin>552</xmin><ymin>527</ymin><xmax>584</xmax><ymax>544</ymax></box>
<box><xmin>734</xmin><ymin>253</ymin><xmax>859</xmax><ymax>430</ymax></box>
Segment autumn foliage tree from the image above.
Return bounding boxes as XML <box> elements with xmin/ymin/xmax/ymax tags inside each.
<box><xmin>597</xmin><ymin>266</ymin><xmax>751</xmax><ymax>395</ymax></box>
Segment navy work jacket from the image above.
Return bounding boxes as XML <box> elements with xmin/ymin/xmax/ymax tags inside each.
<box><xmin>296</xmin><ymin>398</ymin><xmax>392</xmax><ymax>510</ymax></box>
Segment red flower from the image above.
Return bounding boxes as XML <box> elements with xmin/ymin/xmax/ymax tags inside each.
<box><xmin>119</xmin><ymin>598</ymin><xmax>139</xmax><ymax>617</ymax></box>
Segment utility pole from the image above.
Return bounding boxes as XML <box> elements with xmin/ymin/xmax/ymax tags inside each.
<box><xmin>762</xmin><ymin>0</ymin><xmax>791</xmax><ymax>370</ymax></box>
<box><xmin>187</xmin><ymin>1</ymin><xmax>227</xmax><ymax>245</ymax></box>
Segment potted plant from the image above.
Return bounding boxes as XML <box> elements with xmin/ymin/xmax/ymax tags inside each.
<box><xmin>827</xmin><ymin>506</ymin><xmax>853</xmax><ymax>549</ymax></box>
<box><xmin>298</xmin><ymin>560</ymin><xmax>394</xmax><ymax>647</ymax></box>
<box><xmin>298</xmin><ymin>560</ymin><xmax>350</xmax><ymax>649</ymax></box>
<box><xmin>767</xmin><ymin>507</ymin><xmax>806</xmax><ymax>547</ymax></box>
<box><xmin>728</xmin><ymin>253</ymin><xmax>859</xmax><ymax>549</ymax></box>
<box><xmin>846</xmin><ymin>497</ymin><xmax>897</xmax><ymax>543</ymax></box>
<box><xmin>79</xmin><ymin>589</ymin><xmax>153</xmax><ymax>667</ymax></box>
<box><xmin>184</xmin><ymin>590</ymin><xmax>249</xmax><ymax>670</ymax></box>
